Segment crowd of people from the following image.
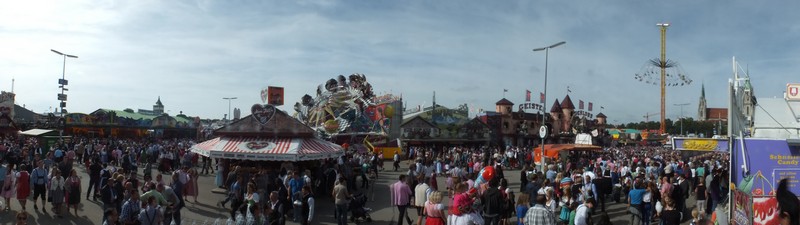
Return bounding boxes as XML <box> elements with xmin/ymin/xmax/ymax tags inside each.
<box><xmin>387</xmin><ymin>145</ymin><xmax>733</xmax><ymax>225</ymax></box>
<box><xmin>0</xmin><ymin>135</ymin><xmax>205</xmax><ymax>225</ymax></box>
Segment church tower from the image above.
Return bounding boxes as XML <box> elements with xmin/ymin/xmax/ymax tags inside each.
<box><xmin>698</xmin><ymin>85</ymin><xmax>707</xmax><ymax>120</ymax></box>
<box><xmin>742</xmin><ymin>79</ymin><xmax>755</xmax><ymax>127</ymax></box>
<box><xmin>154</xmin><ymin>96</ymin><xmax>165</xmax><ymax>115</ymax></box>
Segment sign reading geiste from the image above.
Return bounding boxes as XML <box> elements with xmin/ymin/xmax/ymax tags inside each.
<box><xmin>788</xmin><ymin>83</ymin><xmax>800</xmax><ymax>101</ymax></box>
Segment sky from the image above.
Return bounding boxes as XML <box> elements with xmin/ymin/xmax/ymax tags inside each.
<box><xmin>1</xmin><ymin>0</ymin><xmax>799</xmax><ymax>124</ymax></box>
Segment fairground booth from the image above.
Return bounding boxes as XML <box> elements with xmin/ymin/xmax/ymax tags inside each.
<box><xmin>189</xmin><ymin>104</ymin><xmax>344</xmax><ymax>163</ymax></box>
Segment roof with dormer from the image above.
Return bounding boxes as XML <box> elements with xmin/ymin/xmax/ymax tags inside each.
<box><xmin>496</xmin><ymin>98</ymin><xmax>514</xmax><ymax>106</ymax></box>
<box><xmin>560</xmin><ymin>95</ymin><xmax>575</xmax><ymax>109</ymax></box>
<box><xmin>550</xmin><ymin>99</ymin><xmax>562</xmax><ymax>113</ymax></box>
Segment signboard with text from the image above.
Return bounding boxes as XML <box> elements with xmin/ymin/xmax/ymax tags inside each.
<box><xmin>733</xmin><ymin>139</ymin><xmax>800</xmax><ymax>195</ymax></box>
<box><xmin>671</xmin><ymin>138</ymin><xmax>729</xmax><ymax>152</ymax></box>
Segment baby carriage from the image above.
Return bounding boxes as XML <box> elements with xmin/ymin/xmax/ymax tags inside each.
<box><xmin>349</xmin><ymin>193</ymin><xmax>372</xmax><ymax>223</ymax></box>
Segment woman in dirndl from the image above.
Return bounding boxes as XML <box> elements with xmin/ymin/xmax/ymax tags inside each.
<box><xmin>424</xmin><ymin>191</ymin><xmax>446</xmax><ymax>225</ymax></box>
<box><xmin>50</xmin><ymin>169</ymin><xmax>66</xmax><ymax>218</ymax></box>
<box><xmin>66</xmin><ymin>169</ymin><xmax>81</xmax><ymax>215</ymax></box>
<box><xmin>2</xmin><ymin>167</ymin><xmax>15</xmax><ymax>211</ymax></box>
<box><xmin>15</xmin><ymin>166</ymin><xmax>30</xmax><ymax>211</ymax></box>
<box><xmin>186</xmin><ymin>168</ymin><xmax>199</xmax><ymax>203</ymax></box>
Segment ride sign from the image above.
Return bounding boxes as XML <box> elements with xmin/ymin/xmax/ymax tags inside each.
<box><xmin>518</xmin><ymin>103</ymin><xmax>544</xmax><ymax>112</ymax></box>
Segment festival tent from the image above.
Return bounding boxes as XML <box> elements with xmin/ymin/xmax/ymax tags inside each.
<box><xmin>190</xmin><ymin>105</ymin><xmax>344</xmax><ymax>162</ymax></box>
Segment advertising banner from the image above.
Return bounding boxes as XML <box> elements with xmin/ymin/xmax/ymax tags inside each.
<box><xmin>733</xmin><ymin>139</ymin><xmax>800</xmax><ymax>195</ymax></box>
<box><xmin>268</xmin><ymin>86</ymin><xmax>284</xmax><ymax>106</ymax></box>
<box><xmin>732</xmin><ymin>189</ymin><xmax>752</xmax><ymax>225</ymax></box>
<box><xmin>672</xmin><ymin>138</ymin><xmax>729</xmax><ymax>152</ymax></box>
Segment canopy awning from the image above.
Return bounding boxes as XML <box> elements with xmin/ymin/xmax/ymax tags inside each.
<box><xmin>534</xmin><ymin>144</ymin><xmax>602</xmax><ymax>163</ymax></box>
<box><xmin>190</xmin><ymin>136</ymin><xmax>344</xmax><ymax>162</ymax></box>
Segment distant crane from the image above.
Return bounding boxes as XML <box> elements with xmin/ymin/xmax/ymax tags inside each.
<box><xmin>644</xmin><ymin>112</ymin><xmax>659</xmax><ymax>122</ymax></box>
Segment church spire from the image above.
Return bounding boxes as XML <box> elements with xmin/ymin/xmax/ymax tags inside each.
<box><xmin>701</xmin><ymin>84</ymin><xmax>705</xmax><ymax>99</ymax></box>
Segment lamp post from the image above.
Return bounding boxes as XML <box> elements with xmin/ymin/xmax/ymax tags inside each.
<box><xmin>674</xmin><ymin>103</ymin><xmax>689</xmax><ymax>136</ymax></box>
<box><xmin>223</xmin><ymin>97</ymin><xmax>237</xmax><ymax>122</ymax></box>
<box><xmin>51</xmin><ymin>49</ymin><xmax>77</xmax><ymax>135</ymax></box>
<box><xmin>533</xmin><ymin>41</ymin><xmax>565</xmax><ymax>172</ymax></box>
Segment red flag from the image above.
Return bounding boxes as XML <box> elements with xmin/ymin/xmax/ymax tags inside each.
<box><xmin>540</xmin><ymin>92</ymin><xmax>545</xmax><ymax>103</ymax></box>
<box><xmin>588</xmin><ymin>102</ymin><xmax>593</xmax><ymax>111</ymax></box>
<box><xmin>579</xmin><ymin>100</ymin><xmax>584</xmax><ymax>110</ymax></box>
<box><xmin>526</xmin><ymin>90</ymin><xmax>531</xmax><ymax>102</ymax></box>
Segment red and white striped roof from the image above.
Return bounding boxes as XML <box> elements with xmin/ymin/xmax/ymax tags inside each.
<box><xmin>190</xmin><ymin>137</ymin><xmax>343</xmax><ymax>161</ymax></box>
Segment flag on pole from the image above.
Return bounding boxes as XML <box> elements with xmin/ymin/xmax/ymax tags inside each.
<box><xmin>504</xmin><ymin>89</ymin><xmax>508</xmax><ymax>92</ymax></box>
<box><xmin>601</xmin><ymin>106</ymin><xmax>605</xmax><ymax>110</ymax></box>
<box><xmin>588</xmin><ymin>102</ymin><xmax>593</xmax><ymax>111</ymax></box>
<box><xmin>526</xmin><ymin>90</ymin><xmax>531</xmax><ymax>102</ymax></box>
<box><xmin>567</xmin><ymin>86</ymin><xmax>571</xmax><ymax>93</ymax></box>
<box><xmin>540</xmin><ymin>92</ymin><xmax>545</xmax><ymax>103</ymax></box>
<box><xmin>579</xmin><ymin>100</ymin><xmax>584</xmax><ymax>110</ymax></box>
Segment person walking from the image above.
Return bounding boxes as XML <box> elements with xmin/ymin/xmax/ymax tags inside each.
<box><xmin>300</xmin><ymin>186</ymin><xmax>314</xmax><ymax>225</ymax></box>
<box><xmin>2</xmin><ymin>166</ymin><xmax>15</xmax><ymax>211</ymax></box>
<box><xmin>66</xmin><ymin>169</ymin><xmax>82</xmax><ymax>215</ymax></box>
<box><xmin>483</xmin><ymin>177</ymin><xmax>505</xmax><ymax>225</ymax></box>
<box><xmin>524</xmin><ymin>194</ymin><xmax>556</xmax><ymax>225</ymax></box>
<box><xmin>332</xmin><ymin>177</ymin><xmax>350</xmax><ymax>225</ymax></box>
<box><xmin>695</xmin><ymin>177</ymin><xmax>707</xmax><ymax>217</ymax></box>
<box><xmin>88</xmin><ymin>160</ymin><xmax>103</xmax><ymax>200</ymax></box>
<box><xmin>390</xmin><ymin>174</ymin><xmax>414</xmax><ymax>225</ymax></box>
<box><xmin>30</xmin><ymin>161</ymin><xmax>48</xmax><ymax>211</ymax></box>
<box><xmin>424</xmin><ymin>191</ymin><xmax>446</xmax><ymax>225</ymax></box>
<box><xmin>138</xmin><ymin>196</ymin><xmax>163</xmax><ymax>225</ymax></box>
<box><xmin>413</xmin><ymin>175</ymin><xmax>430</xmax><ymax>225</ymax></box>
<box><xmin>120</xmin><ymin>189</ymin><xmax>141</xmax><ymax>225</ymax></box>
<box><xmin>15</xmin><ymin>165</ymin><xmax>30</xmax><ymax>211</ymax></box>
<box><xmin>185</xmin><ymin>168</ymin><xmax>198</xmax><ymax>203</ymax></box>
<box><xmin>49</xmin><ymin>169</ymin><xmax>66</xmax><ymax>218</ymax></box>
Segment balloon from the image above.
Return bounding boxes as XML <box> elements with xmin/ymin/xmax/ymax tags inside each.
<box><xmin>481</xmin><ymin>166</ymin><xmax>495</xmax><ymax>181</ymax></box>
<box><xmin>383</xmin><ymin>105</ymin><xmax>395</xmax><ymax>118</ymax></box>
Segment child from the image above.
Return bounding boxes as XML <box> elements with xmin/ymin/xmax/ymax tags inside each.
<box><xmin>515</xmin><ymin>193</ymin><xmax>530</xmax><ymax>225</ymax></box>
<box><xmin>689</xmin><ymin>208</ymin><xmax>701</xmax><ymax>225</ymax></box>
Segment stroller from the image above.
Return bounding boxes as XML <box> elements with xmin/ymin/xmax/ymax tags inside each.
<box><xmin>349</xmin><ymin>193</ymin><xmax>372</xmax><ymax>223</ymax></box>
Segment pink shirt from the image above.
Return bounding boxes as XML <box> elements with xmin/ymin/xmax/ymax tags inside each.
<box><xmin>391</xmin><ymin>181</ymin><xmax>411</xmax><ymax>206</ymax></box>
<box><xmin>661</xmin><ymin>182</ymin><xmax>673</xmax><ymax>196</ymax></box>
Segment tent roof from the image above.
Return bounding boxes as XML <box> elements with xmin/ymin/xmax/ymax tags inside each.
<box><xmin>20</xmin><ymin>129</ymin><xmax>58</xmax><ymax>136</ymax></box>
<box><xmin>214</xmin><ymin>107</ymin><xmax>315</xmax><ymax>137</ymax></box>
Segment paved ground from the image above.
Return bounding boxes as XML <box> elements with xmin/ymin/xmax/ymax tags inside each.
<box><xmin>0</xmin><ymin>160</ymin><xmax>702</xmax><ymax>224</ymax></box>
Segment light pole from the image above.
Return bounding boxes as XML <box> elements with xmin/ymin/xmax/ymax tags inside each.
<box><xmin>533</xmin><ymin>41</ymin><xmax>565</xmax><ymax>172</ymax></box>
<box><xmin>223</xmin><ymin>97</ymin><xmax>237</xmax><ymax>122</ymax></box>
<box><xmin>674</xmin><ymin>103</ymin><xmax>689</xmax><ymax>136</ymax></box>
<box><xmin>51</xmin><ymin>49</ymin><xmax>77</xmax><ymax>134</ymax></box>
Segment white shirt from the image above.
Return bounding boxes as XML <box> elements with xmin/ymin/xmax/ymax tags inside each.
<box><xmin>574</xmin><ymin>204</ymin><xmax>590</xmax><ymax>225</ymax></box>
<box><xmin>449</xmin><ymin>212</ymin><xmax>484</xmax><ymax>225</ymax></box>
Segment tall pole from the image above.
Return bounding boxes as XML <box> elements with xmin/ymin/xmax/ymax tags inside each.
<box><xmin>51</xmin><ymin>49</ymin><xmax>77</xmax><ymax>136</ymax></box>
<box><xmin>674</xmin><ymin>103</ymin><xmax>689</xmax><ymax>135</ymax></box>
<box><xmin>658</xmin><ymin>23</ymin><xmax>669</xmax><ymax>135</ymax></box>
<box><xmin>533</xmin><ymin>41</ymin><xmax>565</xmax><ymax>173</ymax></box>
<box><xmin>223</xmin><ymin>97</ymin><xmax>237</xmax><ymax>122</ymax></box>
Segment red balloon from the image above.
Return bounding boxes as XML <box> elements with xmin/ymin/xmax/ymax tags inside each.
<box><xmin>482</xmin><ymin>166</ymin><xmax>495</xmax><ymax>180</ymax></box>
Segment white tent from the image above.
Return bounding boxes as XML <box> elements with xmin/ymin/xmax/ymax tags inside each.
<box><xmin>190</xmin><ymin>136</ymin><xmax>343</xmax><ymax>162</ymax></box>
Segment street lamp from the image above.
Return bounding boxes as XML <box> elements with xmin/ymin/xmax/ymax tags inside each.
<box><xmin>533</xmin><ymin>41</ymin><xmax>565</xmax><ymax>173</ymax></box>
<box><xmin>51</xmin><ymin>49</ymin><xmax>78</xmax><ymax>135</ymax></box>
<box><xmin>223</xmin><ymin>97</ymin><xmax>237</xmax><ymax>122</ymax></box>
<box><xmin>674</xmin><ymin>103</ymin><xmax>689</xmax><ymax>136</ymax></box>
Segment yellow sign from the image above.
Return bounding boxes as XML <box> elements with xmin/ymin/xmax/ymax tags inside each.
<box><xmin>682</xmin><ymin>139</ymin><xmax>719</xmax><ymax>151</ymax></box>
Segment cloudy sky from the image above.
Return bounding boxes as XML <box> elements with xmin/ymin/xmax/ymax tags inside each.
<box><xmin>1</xmin><ymin>0</ymin><xmax>798</xmax><ymax>123</ymax></box>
